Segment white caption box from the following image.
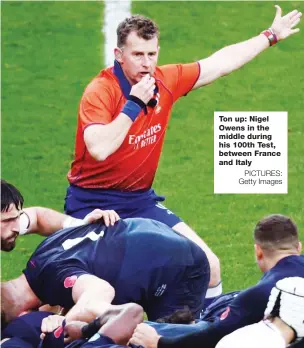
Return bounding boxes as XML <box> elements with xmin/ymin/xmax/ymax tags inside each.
<box><xmin>214</xmin><ymin>112</ymin><xmax>287</xmax><ymax>194</ymax></box>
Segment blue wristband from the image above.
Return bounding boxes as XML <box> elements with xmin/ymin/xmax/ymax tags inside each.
<box><xmin>121</xmin><ymin>100</ymin><xmax>142</xmax><ymax>122</ymax></box>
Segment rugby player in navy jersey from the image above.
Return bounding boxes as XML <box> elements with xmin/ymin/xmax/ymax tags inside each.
<box><xmin>1</xmin><ymin>179</ymin><xmax>119</xmax><ymax>252</ymax></box>
<box><xmin>216</xmin><ymin>276</ymin><xmax>304</xmax><ymax>348</ymax></box>
<box><xmin>1</xmin><ymin>217</ymin><xmax>210</xmax><ymax>326</ymax></box>
<box><xmin>1</xmin><ymin>303</ymin><xmax>144</xmax><ymax>347</ymax></box>
<box><xmin>129</xmin><ymin>214</ymin><xmax>304</xmax><ymax>348</ymax></box>
<box><xmin>2</xmin><ymin>278</ymin><xmax>303</xmax><ymax>348</ymax></box>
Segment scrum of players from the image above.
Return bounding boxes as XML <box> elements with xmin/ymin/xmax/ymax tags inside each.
<box><xmin>2</xmin><ymin>184</ymin><xmax>304</xmax><ymax>348</ymax></box>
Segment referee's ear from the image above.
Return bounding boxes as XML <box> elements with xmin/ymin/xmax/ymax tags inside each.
<box><xmin>297</xmin><ymin>241</ymin><xmax>302</xmax><ymax>254</ymax></box>
<box><xmin>114</xmin><ymin>48</ymin><xmax>123</xmax><ymax>63</ymax></box>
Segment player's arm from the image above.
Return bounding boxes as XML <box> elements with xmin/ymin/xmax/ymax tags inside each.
<box><xmin>65</xmin><ymin>274</ymin><xmax>115</xmax><ymax>323</ymax></box>
<box><xmin>130</xmin><ymin>321</ymin><xmax>229</xmax><ymax>348</ymax></box>
<box><xmin>22</xmin><ymin>208</ymin><xmax>119</xmax><ymax>236</ymax></box>
<box><xmin>130</xmin><ymin>286</ymin><xmax>266</xmax><ymax>348</ymax></box>
<box><xmin>192</xmin><ymin>6</ymin><xmax>301</xmax><ymax>89</ymax></box>
<box><xmin>22</xmin><ymin>207</ymin><xmax>73</xmax><ymax>236</ymax></box>
<box><xmin>84</xmin><ymin>74</ymin><xmax>155</xmax><ymax>161</ymax></box>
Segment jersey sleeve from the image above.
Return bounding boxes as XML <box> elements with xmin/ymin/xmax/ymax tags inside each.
<box><xmin>216</xmin><ymin>285</ymin><xmax>267</xmax><ymax>329</ymax></box>
<box><xmin>23</xmin><ymin>262</ymin><xmax>88</xmax><ymax>309</ymax></box>
<box><xmin>79</xmin><ymin>86</ymin><xmax>115</xmax><ymax>130</ymax></box>
<box><xmin>159</xmin><ymin>62</ymin><xmax>200</xmax><ymax>103</ymax></box>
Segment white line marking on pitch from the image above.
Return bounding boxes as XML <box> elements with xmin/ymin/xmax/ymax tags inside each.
<box><xmin>103</xmin><ymin>0</ymin><xmax>131</xmax><ymax>67</ymax></box>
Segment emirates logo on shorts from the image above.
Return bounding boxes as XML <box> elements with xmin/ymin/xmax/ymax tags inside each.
<box><xmin>63</xmin><ymin>275</ymin><xmax>78</xmax><ymax>288</ymax></box>
<box><xmin>220</xmin><ymin>306</ymin><xmax>230</xmax><ymax>320</ymax></box>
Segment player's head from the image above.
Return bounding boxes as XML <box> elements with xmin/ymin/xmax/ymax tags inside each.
<box><xmin>1</xmin><ymin>180</ymin><xmax>24</xmax><ymax>251</ymax></box>
<box><xmin>265</xmin><ymin>277</ymin><xmax>304</xmax><ymax>342</ymax></box>
<box><xmin>253</xmin><ymin>214</ymin><xmax>301</xmax><ymax>272</ymax></box>
<box><xmin>115</xmin><ymin>15</ymin><xmax>160</xmax><ymax>84</ymax></box>
<box><xmin>156</xmin><ymin>308</ymin><xmax>195</xmax><ymax>324</ymax></box>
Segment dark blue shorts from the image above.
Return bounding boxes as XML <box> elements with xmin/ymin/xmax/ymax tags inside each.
<box><xmin>64</xmin><ymin>185</ymin><xmax>182</xmax><ymax>228</ymax></box>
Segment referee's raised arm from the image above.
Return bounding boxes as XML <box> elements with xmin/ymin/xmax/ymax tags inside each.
<box><xmin>192</xmin><ymin>5</ymin><xmax>302</xmax><ymax>90</ymax></box>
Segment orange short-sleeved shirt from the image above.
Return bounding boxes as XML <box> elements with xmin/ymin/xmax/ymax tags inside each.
<box><xmin>67</xmin><ymin>62</ymin><xmax>200</xmax><ymax>190</ymax></box>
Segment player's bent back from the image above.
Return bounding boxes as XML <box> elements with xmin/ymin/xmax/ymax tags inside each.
<box><xmin>23</xmin><ymin>218</ymin><xmax>210</xmax><ymax>320</ymax></box>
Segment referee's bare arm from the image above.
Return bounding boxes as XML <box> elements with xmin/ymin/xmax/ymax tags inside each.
<box><xmin>192</xmin><ymin>6</ymin><xmax>302</xmax><ymax>89</ymax></box>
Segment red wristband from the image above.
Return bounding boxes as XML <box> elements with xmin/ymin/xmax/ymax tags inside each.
<box><xmin>261</xmin><ymin>28</ymin><xmax>278</xmax><ymax>46</ymax></box>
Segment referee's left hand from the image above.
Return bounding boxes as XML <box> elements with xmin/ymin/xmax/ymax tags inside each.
<box><xmin>271</xmin><ymin>5</ymin><xmax>302</xmax><ymax>40</ymax></box>
<box><xmin>83</xmin><ymin>209</ymin><xmax>120</xmax><ymax>226</ymax></box>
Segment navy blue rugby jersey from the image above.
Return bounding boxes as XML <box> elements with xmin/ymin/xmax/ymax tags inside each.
<box><xmin>23</xmin><ymin>218</ymin><xmax>204</xmax><ymax>309</ymax></box>
<box><xmin>158</xmin><ymin>254</ymin><xmax>304</xmax><ymax>348</ymax></box>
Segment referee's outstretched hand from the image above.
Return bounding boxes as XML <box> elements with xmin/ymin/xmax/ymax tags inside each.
<box><xmin>130</xmin><ymin>74</ymin><xmax>156</xmax><ymax>105</ymax></box>
<box><xmin>83</xmin><ymin>209</ymin><xmax>120</xmax><ymax>226</ymax></box>
<box><xmin>271</xmin><ymin>5</ymin><xmax>302</xmax><ymax>40</ymax></box>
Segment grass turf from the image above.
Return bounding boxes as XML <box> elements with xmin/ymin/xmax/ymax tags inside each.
<box><xmin>2</xmin><ymin>1</ymin><xmax>304</xmax><ymax>292</ymax></box>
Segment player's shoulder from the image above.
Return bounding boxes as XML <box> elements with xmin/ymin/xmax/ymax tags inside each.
<box><xmin>156</xmin><ymin>62</ymin><xmax>199</xmax><ymax>94</ymax></box>
<box><xmin>157</xmin><ymin>62</ymin><xmax>198</xmax><ymax>75</ymax></box>
<box><xmin>235</xmin><ymin>282</ymin><xmax>270</xmax><ymax>306</ymax></box>
<box><xmin>267</xmin><ymin>254</ymin><xmax>304</xmax><ymax>278</ymax></box>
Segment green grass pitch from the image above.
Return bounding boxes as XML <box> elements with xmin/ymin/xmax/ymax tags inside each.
<box><xmin>2</xmin><ymin>1</ymin><xmax>304</xmax><ymax>293</ymax></box>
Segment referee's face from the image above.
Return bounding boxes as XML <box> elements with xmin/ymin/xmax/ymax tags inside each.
<box><xmin>116</xmin><ymin>31</ymin><xmax>159</xmax><ymax>85</ymax></box>
<box><xmin>1</xmin><ymin>204</ymin><xmax>21</xmax><ymax>251</ymax></box>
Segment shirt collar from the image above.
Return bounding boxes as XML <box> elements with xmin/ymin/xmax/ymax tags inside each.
<box><xmin>113</xmin><ymin>60</ymin><xmax>132</xmax><ymax>99</ymax></box>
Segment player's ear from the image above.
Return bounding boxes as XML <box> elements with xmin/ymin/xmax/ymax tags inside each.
<box><xmin>297</xmin><ymin>241</ymin><xmax>302</xmax><ymax>253</ymax></box>
<box><xmin>254</xmin><ymin>244</ymin><xmax>263</xmax><ymax>260</ymax></box>
<box><xmin>114</xmin><ymin>48</ymin><xmax>123</xmax><ymax>63</ymax></box>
